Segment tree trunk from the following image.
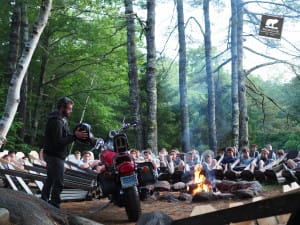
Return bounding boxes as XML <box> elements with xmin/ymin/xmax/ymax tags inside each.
<box><xmin>17</xmin><ymin>3</ymin><xmax>29</xmax><ymax>142</ymax></box>
<box><xmin>124</xmin><ymin>0</ymin><xmax>143</xmax><ymax>151</ymax></box>
<box><xmin>145</xmin><ymin>0</ymin><xmax>158</xmax><ymax>154</ymax></box>
<box><xmin>0</xmin><ymin>0</ymin><xmax>52</xmax><ymax>147</ymax></box>
<box><xmin>30</xmin><ymin>51</ymin><xmax>49</xmax><ymax>145</ymax></box>
<box><xmin>231</xmin><ymin>0</ymin><xmax>239</xmax><ymax>148</ymax></box>
<box><xmin>237</xmin><ymin>0</ymin><xmax>248</xmax><ymax>148</ymax></box>
<box><xmin>5</xmin><ymin>3</ymin><xmax>21</xmax><ymax>85</ymax></box>
<box><xmin>177</xmin><ymin>0</ymin><xmax>191</xmax><ymax>153</ymax></box>
<box><xmin>203</xmin><ymin>0</ymin><xmax>217</xmax><ymax>152</ymax></box>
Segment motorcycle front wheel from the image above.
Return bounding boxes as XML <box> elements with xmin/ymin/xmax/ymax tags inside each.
<box><xmin>124</xmin><ymin>186</ymin><xmax>141</xmax><ymax>222</ymax></box>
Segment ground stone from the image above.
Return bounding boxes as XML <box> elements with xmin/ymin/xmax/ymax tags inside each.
<box><xmin>0</xmin><ymin>208</ymin><xmax>10</xmax><ymax>225</ymax></box>
<box><xmin>136</xmin><ymin>211</ymin><xmax>173</xmax><ymax>225</ymax></box>
<box><xmin>154</xmin><ymin>181</ymin><xmax>171</xmax><ymax>191</ymax></box>
<box><xmin>69</xmin><ymin>215</ymin><xmax>104</xmax><ymax>225</ymax></box>
<box><xmin>172</xmin><ymin>182</ymin><xmax>186</xmax><ymax>191</ymax></box>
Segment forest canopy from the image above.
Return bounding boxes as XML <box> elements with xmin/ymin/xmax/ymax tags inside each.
<box><xmin>1</xmin><ymin>0</ymin><xmax>300</xmax><ymax>154</ymax></box>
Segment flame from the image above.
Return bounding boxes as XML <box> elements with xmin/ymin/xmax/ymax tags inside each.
<box><xmin>191</xmin><ymin>165</ymin><xmax>211</xmax><ymax>195</ymax></box>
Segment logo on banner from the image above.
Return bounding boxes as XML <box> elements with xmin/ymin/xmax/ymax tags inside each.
<box><xmin>259</xmin><ymin>15</ymin><xmax>284</xmax><ymax>39</ymax></box>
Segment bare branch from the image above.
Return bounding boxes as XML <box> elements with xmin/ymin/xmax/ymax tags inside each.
<box><xmin>245</xmin><ymin>60</ymin><xmax>287</xmax><ymax>76</ymax></box>
<box><xmin>242</xmin><ymin>1</ymin><xmax>300</xmax><ymax>15</ymax></box>
<box><xmin>185</xmin><ymin>16</ymin><xmax>205</xmax><ymax>37</ymax></box>
<box><xmin>213</xmin><ymin>58</ymin><xmax>232</xmax><ymax>73</ymax></box>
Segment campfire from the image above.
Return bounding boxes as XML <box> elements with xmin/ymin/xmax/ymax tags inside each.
<box><xmin>188</xmin><ymin>165</ymin><xmax>212</xmax><ymax>195</ymax></box>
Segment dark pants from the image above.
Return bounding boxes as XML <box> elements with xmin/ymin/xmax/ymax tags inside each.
<box><xmin>41</xmin><ymin>154</ymin><xmax>65</xmax><ymax>208</ymax></box>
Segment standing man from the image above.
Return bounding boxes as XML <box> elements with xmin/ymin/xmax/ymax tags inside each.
<box><xmin>41</xmin><ymin>97</ymin><xmax>88</xmax><ymax>208</ymax></box>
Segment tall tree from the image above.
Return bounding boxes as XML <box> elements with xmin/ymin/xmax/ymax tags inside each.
<box><xmin>0</xmin><ymin>0</ymin><xmax>52</xmax><ymax>147</ymax></box>
<box><xmin>231</xmin><ymin>0</ymin><xmax>239</xmax><ymax>148</ymax></box>
<box><xmin>237</xmin><ymin>0</ymin><xmax>248</xmax><ymax>148</ymax></box>
<box><xmin>30</xmin><ymin>32</ymin><xmax>50</xmax><ymax>145</ymax></box>
<box><xmin>124</xmin><ymin>0</ymin><xmax>143</xmax><ymax>150</ymax></box>
<box><xmin>17</xmin><ymin>2</ymin><xmax>29</xmax><ymax>142</ymax></box>
<box><xmin>203</xmin><ymin>0</ymin><xmax>217</xmax><ymax>152</ymax></box>
<box><xmin>176</xmin><ymin>0</ymin><xmax>191</xmax><ymax>152</ymax></box>
<box><xmin>145</xmin><ymin>0</ymin><xmax>158</xmax><ymax>154</ymax></box>
<box><xmin>5</xmin><ymin>3</ymin><xmax>21</xmax><ymax>85</ymax></box>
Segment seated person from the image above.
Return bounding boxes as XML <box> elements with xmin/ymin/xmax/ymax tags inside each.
<box><xmin>240</xmin><ymin>147</ymin><xmax>254</xmax><ymax>166</ymax></box>
<box><xmin>143</xmin><ymin>149</ymin><xmax>159</xmax><ymax>170</ymax></box>
<box><xmin>78</xmin><ymin>151</ymin><xmax>103</xmax><ymax>173</ymax></box>
<box><xmin>233</xmin><ymin>146</ymin><xmax>240</xmax><ymax>159</ymax></box>
<box><xmin>74</xmin><ymin>150</ymin><xmax>81</xmax><ymax>163</ymax></box>
<box><xmin>265</xmin><ymin>144</ymin><xmax>276</xmax><ymax>161</ymax></box>
<box><xmin>190</xmin><ymin>149</ymin><xmax>200</xmax><ymax>164</ymax></box>
<box><xmin>258</xmin><ymin>148</ymin><xmax>272</xmax><ymax>171</ymax></box>
<box><xmin>158</xmin><ymin>149</ymin><xmax>169</xmax><ymax>173</ymax></box>
<box><xmin>167</xmin><ymin>150</ymin><xmax>185</xmax><ymax>174</ymax></box>
<box><xmin>202</xmin><ymin>151</ymin><xmax>218</xmax><ymax>171</ymax></box>
<box><xmin>185</xmin><ymin>151</ymin><xmax>199</xmax><ymax>172</ymax></box>
<box><xmin>249</xmin><ymin>144</ymin><xmax>259</xmax><ymax>158</ymax></box>
<box><xmin>236</xmin><ymin>147</ymin><xmax>256</xmax><ymax>172</ymax></box>
<box><xmin>130</xmin><ymin>149</ymin><xmax>144</xmax><ymax>163</ymax></box>
<box><xmin>201</xmin><ymin>150</ymin><xmax>219</xmax><ymax>183</ymax></box>
<box><xmin>286</xmin><ymin>151</ymin><xmax>300</xmax><ymax>169</ymax></box>
<box><xmin>8</xmin><ymin>150</ymin><xmax>24</xmax><ymax>169</ymax></box>
<box><xmin>276</xmin><ymin>149</ymin><xmax>285</xmax><ymax>159</ymax></box>
<box><xmin>215</xmin><ymin>147</ymin><xmax>226</xmax><ymax>161</ymax></box>
<box><xmin>221</xmin><ymin>147</ymin><xmax>238</xmax><ymax>165</ymax></box>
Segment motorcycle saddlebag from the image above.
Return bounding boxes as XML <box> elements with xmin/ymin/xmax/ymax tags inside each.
<box><xmin>98</xmin><ymin>171</ymin><xmax>118</xmax><ymax>196</ymax></box>
<box><xmin>136</xmin><ymin>161</ymin><xmax>157</xmax><ymax>186</ymax></box>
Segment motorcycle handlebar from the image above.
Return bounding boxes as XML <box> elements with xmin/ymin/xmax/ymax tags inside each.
<box><xmin>120</xmin><ymin>121</ymin><xmax>138</xmax><ymax>130</ymax></box>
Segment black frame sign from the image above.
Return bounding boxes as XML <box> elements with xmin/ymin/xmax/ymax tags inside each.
<box><xmin>259</xmin><ymin>15</ymin><xmax>284</xmax><ymax>39</ymax></box>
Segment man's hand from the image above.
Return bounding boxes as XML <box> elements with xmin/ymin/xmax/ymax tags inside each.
<box><xmin>74</xmin><ymin>128</ymin><xmax>88</xmax><ymax>140</ymax></box>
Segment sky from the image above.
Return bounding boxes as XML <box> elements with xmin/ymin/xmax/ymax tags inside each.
<box><xmin>135</xmin><ymin>0</ymin><xmax>300</xmax><ymax>83</ymax></box>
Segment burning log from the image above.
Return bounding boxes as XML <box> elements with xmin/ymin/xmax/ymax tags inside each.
<box><xmin>191</xmin><ymin>180</ymin><xmax>263</xmax><ymax>202</ymax></box>
<box><xmin>187</xmin><ymin>165</ymin><xmax>212</xmax><ymax>196</ymax></box>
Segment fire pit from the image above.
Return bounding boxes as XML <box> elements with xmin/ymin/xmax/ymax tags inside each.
<box><xmin>184</xmin><ymin>165</ymin><xmax>263</xmax><ymax>202</ymax></box>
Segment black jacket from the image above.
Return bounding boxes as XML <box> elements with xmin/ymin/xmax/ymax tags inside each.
<box><xmin>44</xmin><ymin>111</ymin><xmax>75</xmax><ymax>160</ymax></box>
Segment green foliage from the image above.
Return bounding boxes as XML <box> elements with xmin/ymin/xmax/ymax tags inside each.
<box><xmin>1</xmin><ymin>0</ymin><xmax>300</xmax><ymax>155</ymax></box>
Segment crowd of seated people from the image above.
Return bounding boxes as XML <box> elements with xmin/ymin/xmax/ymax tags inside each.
<box><xmin>0</xmin><ymin>143</ymin><xmax>299</xmax><ymax>182</ymax></box>
<box><xmin>124</xmin><ymin>143</ymin><xmax>296</xmax><ymax>183</ymax></box>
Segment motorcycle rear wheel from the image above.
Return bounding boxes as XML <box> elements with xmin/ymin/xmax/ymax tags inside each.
<box><xmin>124</xmin><ymin>186</ymin><xmax>141</xmax><ymax>222</ymax></box>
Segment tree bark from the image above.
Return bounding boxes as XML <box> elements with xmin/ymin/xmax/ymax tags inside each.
<box><xmin>30</xmin><ymin>46</ymin><xmax>49</xmax><ymax>145</ymax></box>
<box><xmin>237</xmin><ymin>0</ymin><xmax>249</xmax><ymax>148</ymax></box>
<box><xmin>124</xmin><ymin>0</ymin><xmax>143</xmax><ymax>151</ymax></box>
<box><xmin>145</xmin><ymin>0</ymin><xmax>158</xmax><ymax>154</ymax></box>
<box><xmin>17</xmin><ymin>2</ymin><xmax>29</xmax><ymax>142</ymax></box>
<box><xmin>177</xmin><ymin>0</ymin><xmax>191</xmax><ymax>153</ymax></box>
<box><xmin>5</xmin><ymin>3</ymin><xmax>21</xmax><ymax>85</ymax></box>
<box><xmin>0</xmin><ymin>0</ymin><xmax>53</xmax><ymax>147</ymax></box>
<box><xmin>203</xmin><ymin>0</ymin><xmax>217</xmax><ymax>152</ymax></box>
<box><xmin>231</xmin><ymin>0</ymin><xmax>239</xmax><ymax>148</ymax></box>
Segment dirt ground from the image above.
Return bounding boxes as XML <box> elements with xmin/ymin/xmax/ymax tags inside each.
<box><xmin>61</xmin><ymin>184</ymin><xmax>282</xmax><ymax>225</ymax></box>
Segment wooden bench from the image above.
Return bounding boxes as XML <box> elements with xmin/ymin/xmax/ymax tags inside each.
<box><xmin>0</xmin><ymin>161</ymin><xmax>94</xmax><ymax>201</ymax></box>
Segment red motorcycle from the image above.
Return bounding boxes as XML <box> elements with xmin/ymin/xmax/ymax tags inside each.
<box><xmin>96</xmin><ymin>121</ymin><xmax>142</xmax><ymax>222</ymax></box>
